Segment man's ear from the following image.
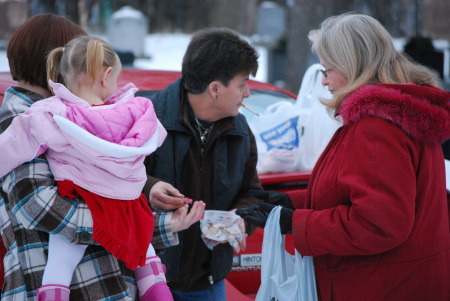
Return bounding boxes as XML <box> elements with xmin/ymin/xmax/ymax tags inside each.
<box><xmin>208</xmin><ymin>81</ymin><xmax>220</xmax><ymax>99</ymax></box>
<box><xmin>101</xmin><ymin>66</ymin><xmax>113</xmax><ymax>86</ymax></box>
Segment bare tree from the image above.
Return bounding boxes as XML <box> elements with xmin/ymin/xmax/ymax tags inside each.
<box><xmin>35</xmin><ymin>0</ymin><xmax>445</xmax><ymax>91</ymax></box>
<box><xmin>422</xmin><ymin>0</ymin><xmax>450</xmax><ymax>40</ymax></box>
<box><xmin>283</xmin><ymin>0</ymin><xmax>426</xmax><ymax>93</ymax></box>
<box><xmin>284</xmin><ymin>0</ymin><xmax>355</xmax><ymax>93</ymax></box>
<box><xmin>78</xmin><ymin>0</ymin><xmax>89</xmax><ymax>30</ymax></box>
<box><xmin>184</xmin><ymin>0</ymin><xmax>212</xmax><ymax>32</ymax></box>
<box><xmin>64</xmin><ymin>0</ymin><xmax>79</xmax><ymax>25</ymax></box>
<box><xmin>209</xmin><ymin>0</ymin><xmax>258</xmax><ymax>35</ymax></box>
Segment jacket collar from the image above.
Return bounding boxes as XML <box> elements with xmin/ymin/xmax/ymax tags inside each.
<box><xmin>48</xmin><ymin>80</ymin><xmax>139</xmax><ymax>107</ymax></box>
<box><xmin>339</xmin><ymin>84</ymin><xmax>450</xmax><ymax>144</ymax></box>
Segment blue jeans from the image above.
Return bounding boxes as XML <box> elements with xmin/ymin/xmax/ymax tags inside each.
<box><xmin>171</xmin><ymin>280</ymin><xmax>226</xmax><ymax>301</ymax></box>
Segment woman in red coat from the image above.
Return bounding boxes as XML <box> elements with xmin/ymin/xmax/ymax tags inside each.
<box><xmin>237</xmin><ymin>13</ymin><xmax>450</xmax><ymax>301</ymax></box>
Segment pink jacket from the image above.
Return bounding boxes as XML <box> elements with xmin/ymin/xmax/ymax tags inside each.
<box><xmin>0</xmin><ymin>81</ymin><xmax>166</xmax><ymax>200</ymax></box>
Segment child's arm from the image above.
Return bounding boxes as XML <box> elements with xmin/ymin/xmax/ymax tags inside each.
<box><xmin>0</xmin><ymin>111</ymin><xmax>47</xmax><ymax>177</ymax></box>
<box><xmin>0</xmin><ymin>102</ymin><xmax>94</xmax><ymax>244</ymax></box>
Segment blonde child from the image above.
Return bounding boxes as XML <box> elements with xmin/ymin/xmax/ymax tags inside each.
<box><xmin>0</xmin><ymin>36</ymin><xmax>177</xmax><ymax>301</ymax></box>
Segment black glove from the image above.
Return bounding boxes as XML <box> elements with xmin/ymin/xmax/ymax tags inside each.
<box><xmin>236</xmin><ymin>203</ymin><xmax>294</xmax><ymax>234</ymax></box>
<box><xmin>248</xmin><ymin>190</ymin><xmax>294</xmax><ymax>209</ymax></box>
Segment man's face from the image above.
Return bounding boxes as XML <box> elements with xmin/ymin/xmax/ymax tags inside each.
<box><xmin>214</xmin><ymin>72</ymin><xmax>251</xmax><ymax>119</ymax></box>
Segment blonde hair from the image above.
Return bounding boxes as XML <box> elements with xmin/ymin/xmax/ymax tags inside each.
<box><xmin>308</xmin><ymin>12</ymin><xmax>440</xmax><ymax>111</ymax></box>
<box><xmin>47</xmin><ymin>36</ymin><xmax>121</xmax><ymax>93</ymax></box>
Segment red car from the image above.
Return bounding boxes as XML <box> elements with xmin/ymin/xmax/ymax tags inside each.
<box><xmin>0</xmin><ymin>69</ymin><xmax>311</xmax><ymax>298</ymax></box>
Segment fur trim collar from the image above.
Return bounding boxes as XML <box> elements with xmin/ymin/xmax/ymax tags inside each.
<box><xmin>339</xmin><ymin>84</ymin><xmax>450</xmax><ymax>144</ymax></box>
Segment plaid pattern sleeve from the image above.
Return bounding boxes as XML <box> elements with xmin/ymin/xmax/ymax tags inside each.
<box><xmin>0</xmin><ymin>87</ymin><xmax>138</xmax><ymax>300</ymax></box>
<box><xmin>142</xmin><ymin>176</ymin><xmax>180</xmax><ymax>250</ymax></box>
<box><xmin>152</xmin><ymin>211</ymin><xmax>179</xmax><ymax>250</ymax></box>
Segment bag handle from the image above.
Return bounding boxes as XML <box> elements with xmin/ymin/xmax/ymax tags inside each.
<box><xmin>296</xmin><ymin>64</ymin><xmax>324</xmax><ymax>108</ymax></box>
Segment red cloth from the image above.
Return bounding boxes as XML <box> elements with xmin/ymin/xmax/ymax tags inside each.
<box><xmin>58</xmin><ymin>180</ymin><xmax>154</xmax><ymax>270</ymax></box>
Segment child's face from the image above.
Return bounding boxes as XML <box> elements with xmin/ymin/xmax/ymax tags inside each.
<box><xmin>103</xmin><ymin>66</ymin><xmax>120</xmax><ymax>100</ymax></box>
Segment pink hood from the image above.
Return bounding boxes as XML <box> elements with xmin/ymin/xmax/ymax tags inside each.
<box><xmin>51</xmin><ymin>81</ymin><xmax>162</xmax><ymax>147</ymax></box>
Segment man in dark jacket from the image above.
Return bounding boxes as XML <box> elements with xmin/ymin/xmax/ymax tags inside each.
<box><xmin>142</xmin><ymin>28</ymin><xmax>262</xmax><ymax>300</ymax></box>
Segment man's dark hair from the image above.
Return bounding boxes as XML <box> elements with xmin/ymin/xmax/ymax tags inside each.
<box><xmin>182</xmin><ymin>27</ymin><xmax>259</xmax><ymax>94</ymax></box>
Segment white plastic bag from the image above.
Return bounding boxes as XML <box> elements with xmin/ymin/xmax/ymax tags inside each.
<box><xmin>200</xmin><ymin>210</ymin><xmax>243</xmax><ymax>252</ymax></box>
<box><xmin>445</xmin><ymin>159</ymin><xmax>450</xmax><ymax>191</ymax></box>
<box><xmin>256</xmin><ymin>206</ymin><xmax>318</xmax><ymax>301</ymax></box>
<box><xmin>249</xmin><ymin>101</ymin><xmax>303</xmax><ymax>174</ymax></box>
<box><xmin>295</xmin><ymin>64</ymin><xmax>342</xmax><ymax>171</ymax></box>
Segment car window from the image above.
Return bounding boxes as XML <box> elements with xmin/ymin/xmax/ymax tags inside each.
<box><xmin>239</xmin><ymin>90</ymin><xmax>295</xmax><ymax>123</ymax></box>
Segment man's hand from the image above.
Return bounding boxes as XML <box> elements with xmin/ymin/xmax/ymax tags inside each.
<box><xmin>171</xmin><ymin>201</ymin><xmax>206</xmax><ymax>233</ymax></box>
<box><xmin>201</xmin><ymin>209</ymin><xmax>248</xmax><ymax>251</ymax></box>
<box><xmin>248</xmin><ymin>190</ymin><xmax>294</xmax><ymax>209</ymax></box>
<box><xmin>149</xmin><ymin>181</ymin><xmax>186</xmax><ymax>210</ymax></box>
<box><xmin>236</xmin><ymin>203</ymin><xmax>294</xmax><ymax>234</ymax></box>
<box><xmin>230</xmin><ymin>208</ymin><xmax>247</xmax><ymax>252</ymax></box>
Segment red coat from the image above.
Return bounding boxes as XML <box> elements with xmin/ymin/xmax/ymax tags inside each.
<box><xmin>289</xmin><ymin>84</ymin><xmax>450</xmax><ymax>301</ymax></box>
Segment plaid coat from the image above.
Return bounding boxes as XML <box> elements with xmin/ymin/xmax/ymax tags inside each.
<box><xmin>0</xmin><ymin>87</ymin><xmax>177</xmax><ymax>300</ymax></box>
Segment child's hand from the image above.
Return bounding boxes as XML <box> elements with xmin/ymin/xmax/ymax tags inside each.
<box><xmin>171</xmin><ymin>200</ymin><xmax>206</xmax><ymax>233</ymax></box>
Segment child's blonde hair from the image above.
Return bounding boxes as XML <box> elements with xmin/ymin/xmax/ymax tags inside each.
<box><xmin>47</xmin><ymin>36</ymin><xmax>121</xmax><ymax>93</ymax></box>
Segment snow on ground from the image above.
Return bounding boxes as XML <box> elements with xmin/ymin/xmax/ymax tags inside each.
<box><xmin>0</xmin><ymin>33</ymin><xmax>268</xmax><ymax>82</ymax></box>
<box><xmin>0</xmin><ymin>50</ymin><xmax>8</xmax><ymax>72</ymax></box>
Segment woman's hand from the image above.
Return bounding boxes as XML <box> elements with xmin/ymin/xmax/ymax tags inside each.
<box><xmin>236</xmin><ymin>203</ymin><xmax>294</xmax><ymax>234</ymax></box>
<box><xmin>248</xmin><ymin>190</ymin><xmax>294</xmax><ymax>209</ymax></box>
<box><xmin>171</xmin><ymin>201</ymin><xmax>206</xmax><ymax>233</ymax></box>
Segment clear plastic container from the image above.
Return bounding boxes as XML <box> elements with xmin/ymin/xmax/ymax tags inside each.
<box><xmin>200</xmin><ymin>210</ymin><xmax>243</xmax><ymax>252</ymax></box>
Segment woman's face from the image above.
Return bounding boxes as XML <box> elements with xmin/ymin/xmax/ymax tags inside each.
<box><xmin>320</xmin><ymin>63</ymin><xmax>347</xmax><ymax>94</ymax></box>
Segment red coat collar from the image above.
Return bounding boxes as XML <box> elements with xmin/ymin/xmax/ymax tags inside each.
<box><xmin>339</xmin><ymin>84</ymin><xmax>450</xmax><ymax>144</ymax></box>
